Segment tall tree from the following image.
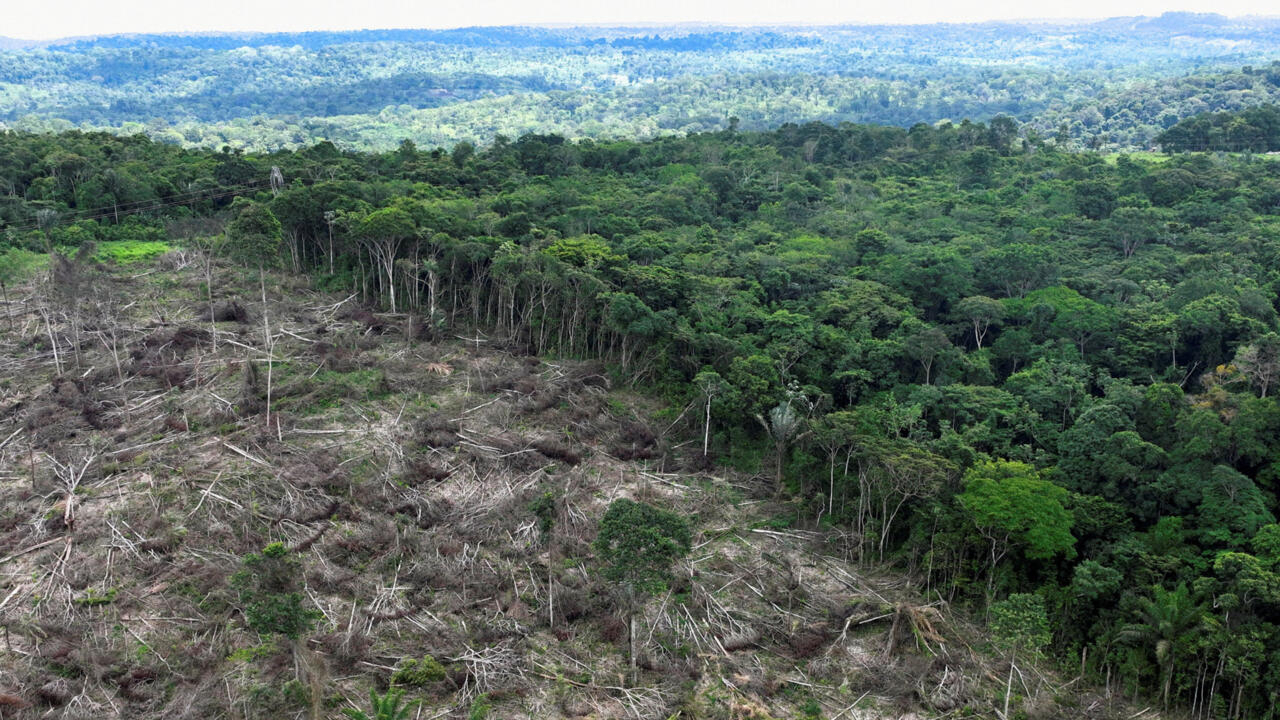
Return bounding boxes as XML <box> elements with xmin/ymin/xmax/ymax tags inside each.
<box><xmin>594</xmin><ymin>499</ymin><xmax>692</xmax><ymax>675</ymax></box>
<box><xmin>356</xmin><ymin>207</ymin><xmax>415</xmax><ymax>313</ymax></box>
<box><xmin>1120</xmin><ymin>584</ymin><xmax>1202</xmax><ymax>709</ymax></box>
<box><xmin>958</xmin><ymin>459</ymin><xmax>1075</xmax><ymax>597</ymax></box>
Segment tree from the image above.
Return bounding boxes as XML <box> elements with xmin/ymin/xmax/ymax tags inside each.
<box><xmin>1233</xmin><ymin>332</ymin><xmax>1280</xmax><ymax>398</ymax></box>
<box><xmin>225</xmin><ymin>198</ymin><xmax>283</xmax><ymax>268</ymax></box>
<box><xmin>231</xmin><ymin>541</ymin><xmax>324</xmax><ymax>708</ymax></box>
<box><xmin>1120</xmin><ymin>584</ymin><xmax>1202</xmax><ymax>709</ymax></box>
<box><xmin>100</xmin><ymin>167</ymin><xmax>132</xmax><ymax>224</ymax></box>
<box><xmin>529</xmin><ymin>490</ymin><xmax>561</xmax><ymax>627</ymax></box>
<box><xmin>958</xmin><ymin>460</ymin><xmax>1075</xmax><ymax>597</ymax></box>
<box><xmin>810</xmin><ymin>410</ymin><xmax>861</xmax><ymax>519</ymax></box>
<box><xmin>357</xmin><ymin>207</ymin><xmax>416</xmax><ymax>313</ymax></box>
<box><xmin>323</xmin><ymin>209</ymin><xmax>338</xmax><ymax>275</ymax></box>
<box><xmin>755</xmin><ymin>383</ymin><xmax>814</xmax><ymax>495</ymax></box>
<box><xmin>601</xmin><ymin>291</ymin><xmax>665</xmax><ymax>373</ymax></box>
<box><xmin>594</xmin><ymin>499</ymin><xmax>692</xmax><ymax>674</ymax></box>
<box><xmin>903</xmin><ymin>323</ymin><xmax>952</xmax><ymax>384</ymax></box>
<box><xmin>954</xmin><ymin>295</ymin><xmax>1005</xmax><ymax>349</ymax></box>
<box><xmin>693</xmin><ymin>367</ymin><xmax>729</xmax><ymax>458</ymax></box>
<box><xmin>1056</xmin><ymin>404</ymin><xmax>1166</xmax><ymax>521</ymax></box>
<box><xmin>1108</xmin><ymin>206</ymin><xmax>1167</xmax><ymax>259</ymax></box>
<box><xmin>35</xmin><ymin>208</ymin><xmax>61</xmax><ymax>254</ymax></box>
<box><xmin>451</xmin><ymin>140</ymin><xmax>476</xmax><ymax>168</ymax></box>
<box><xmin>979</xmin><ymin>243</ymin><xmax>1057</xmax><ymax>298</ymax></box>
<box><xmin>1014</xmin><ymin>286</ymin><xmax>1116</xmax><ymax>358</ymax></box>
<box><xmin>1196</xmin><ymin>466</ymin><xmax>1275</xmax><ymax>549</ymax></box>
<box><xmin>727</xmin><ymin>353</ymin><xmax>782</xmax><ymax>418</ymax></box>
<box><xmin>856</xmin><ymin>438</ymin><xmax>954</xmax><ymax>562</ymax></box>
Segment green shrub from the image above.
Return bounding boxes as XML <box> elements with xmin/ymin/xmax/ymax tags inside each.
<box><xmin>230</xmin><ymin>542</ymin><xmax>321</xmax><ymax>640</ymax></box>
<box><xmin>391</xmin><ymin>655</ymin><xmax>447</xmax><ymax>687</ymax></box>
<box><xmin>344</xmin><ymin>688</ymin><xmax>418</xmax><ymax>720</ymax></box>
<box><xmin>467</xmin><ymin>694</ymin><xmax>492</xmax><ymax>720</ymax></box>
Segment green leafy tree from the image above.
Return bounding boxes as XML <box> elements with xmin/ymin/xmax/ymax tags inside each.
<box><xmin>1196</xmin><ymin>465</ymin><xmax>1275</xmax><ymax>549</ymax></box>
<box><xmin>953</xmin><ymin>295</ymin><xmax>1005</xmax><ymax>349</ymax></box>
<box><xmin>979</xmin><ymin>243</ymin><xmax>1056</xmax><ymax>298</ymax></box>
<box><xmin>727</xmin><ymin>353</ymin><xmax>782</xmax><ymax>418</ymax></box>
<box><xmin>356</xmin><ymin>206</ymin><xmax>416</xmax><ymax>312</ymax></box>
<box><xmin>225</xmin><ymin>198</ymin><xmax>283</xmax><ymax>268</ymax></box>
<box><xmin>1014</xmin><ymin>286</ymin><xmax>1117</xmax><ymax>358</ymax></box>
<box><xmin>902</xmin><ymin>322</ymin><xmax>952</xmax><ymax>385</ymax></box>
<box><xmin>230</xmin><ymin>542</ymin><xmax>323</xmax><ymax>710</ymax></box>
<box><xmin>958</xmin><ymin>460</ymin><xmax>1075</xmax><ymax>597</ymax></box>
<box><xmin>594</xmin><ymin>499</ymin><xmax>692</xmax><ymax>673</ymax></box>
<box><xmin>855</xmin><ymin>438</ymin><xmax>955</xmax><ymax>563</ymax></box>
<box><xmin>600</xmin><ymin>291</ymin><xmax>666</xmax><ymax>372</ymax></box>
<box><xmin>1108</xmin><ymin>206</ymin><xmax>1168</xmax><ymax>259</ymax></box>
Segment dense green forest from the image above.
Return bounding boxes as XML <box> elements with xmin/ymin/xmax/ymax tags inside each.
<box><xmin>6</xmin><ymin>15</ymin><xmax>1280</xmax><ymax>151</ymax></box>
<box><xmin>1158</xmin><ymin>103</ymin><xmax>1280</xmax><ymax>151</ymax></box>
<box><xmin>4</xmin><ymin>118</ymin><xmax>1280</xmax><ymax>717</ymax></box>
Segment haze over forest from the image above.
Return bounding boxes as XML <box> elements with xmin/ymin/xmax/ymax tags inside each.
<box><xmin>3</xmin><ymin>13</ymin><xmax>1280</xmax><ymax>151</ymax></box>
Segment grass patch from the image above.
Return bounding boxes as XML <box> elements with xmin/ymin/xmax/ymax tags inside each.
<box><xmin>94</xmin><ymin>240</ymin><xmax>171</xmax><ymax>265</ymax></box>
<box><xmin>273</xmin><ymin>368</ymin><xmax>392</xmax><ymax>414</ymax></box>
<box><xmin>0</xmin><ymin>247</ymin><xmax>48</xmax><ymax>284</ymax></box>
<box><xmin>1101</xmin><ymin>151</ymin><xmax>1170</xmax><ymax>164</ymax></box>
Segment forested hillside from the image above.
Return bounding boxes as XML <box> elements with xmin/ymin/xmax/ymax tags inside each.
<box><xmin>5</xmin><ymin>16</ymin><xmax>1280</xmax><ymax>151</ymax></box>
<box><xmin>1157</xmin><ymin>103</ymin><xmax>1280</xmax><ymax>151</ymax></box>
<box><xmin>3</xmin><ymin>121</ymin><xmax>1280</xmax><ymax>717</ymax></box>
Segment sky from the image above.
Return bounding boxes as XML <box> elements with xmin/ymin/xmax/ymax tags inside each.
<box><xmin>4</xmin><ymin>0</ymin><xmax>1279</xmax><ymax>40</ymax></box>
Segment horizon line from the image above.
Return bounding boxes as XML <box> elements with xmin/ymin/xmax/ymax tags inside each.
<box><xmin>6</xmin><ymin>12</ymin><xmax>1280</xmax><ymax>44</ymax></box>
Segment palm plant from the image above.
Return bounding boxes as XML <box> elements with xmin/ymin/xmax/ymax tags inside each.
<box><xmin>1119</xmin><ymin>584</ymin><xmax>1202</xmax><ymax>709</ymax></box>
<box><xmin>343</xmin><ymin>688</ymin><xmax>419</xmax><ymax>720</ymax></box>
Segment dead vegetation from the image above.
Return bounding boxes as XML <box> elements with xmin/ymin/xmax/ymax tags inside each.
<box><xmin>0</xmin><ymin>253</ymin><xmax>1140</xmax><ymax>720</ymax></box>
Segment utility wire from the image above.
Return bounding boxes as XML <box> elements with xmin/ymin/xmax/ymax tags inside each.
<box><xmin>1</xmin><ymin>179</ymin><xmax>271</xmax><ymax>234</ymax></box>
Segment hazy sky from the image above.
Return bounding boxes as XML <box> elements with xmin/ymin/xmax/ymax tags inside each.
<box><xmin>5</xmin><ymin>0</ymin><xmax>1279</xmax><ymax>40</ymax></box>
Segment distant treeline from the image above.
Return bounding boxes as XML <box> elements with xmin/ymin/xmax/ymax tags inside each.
<box><xmin>6</xmin><ymin>22</ymin><xmax>1280</xmax><ymax>152</ymax></box>
<box><xmin>50</xmin><ymin>27</ymin><xmax>822</xmax><ymax>52</ymax></box>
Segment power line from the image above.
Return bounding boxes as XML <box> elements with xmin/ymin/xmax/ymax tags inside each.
<box><xmin>1</xmin><ymin>179</ymin><xmax>270</xmax><ymax>235</ymax></box>
<box><xmin>5</xmin><ymin>176</ymin><xmax>269</xmax><ymax>225</ymax></box>
<box><xmin>78</xmin><ymin>179</ymin><xmax>269</xmax><ymax>220</ymax></box>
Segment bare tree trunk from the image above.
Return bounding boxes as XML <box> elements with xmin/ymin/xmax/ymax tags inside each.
<box><xmin>703</xmin><ymin>396</ymin><xmax>712</xmax><ymax>457</ymax></box>
<box><xmin>260</xmin><ymin>267</ymin><xmax>277</xmax><ymax>439</ymax></box>
<box><xmin>1003</xmin><ymin>654</ymin><xmax>1016</xmax><ymax>719</ymax></box>
<box><xmin>629</xmin><ymin>608</ymin><xmax>637</xmax><ymax>681</ymax></box>
<box><xmin>547</xmin><ymin>538</ymin><xmax>556</xmax><ymax>629</ymax></box>
<box><xmin>40</xmin><ymin>306</ymin><xmax>62</xmax><ymax>375</ymax></box>
<box><xmin>205</xmin><ymin>257</ymin><xmax>218</xmax><ymax>352</ymax></box>
<box><xmin>0</xmin><ymin>281</ymin><xmax>12</xmax><ymax>333</ymax></box>
<box><xmin>99</xmin><ymin>330</ymin><xmax>130</xmax><ymax>426</ymax></box>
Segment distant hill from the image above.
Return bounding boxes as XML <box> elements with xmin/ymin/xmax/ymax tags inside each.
<box><xmin>18</xmin><ymin>14</ymin><xmax>1280</xmax><ymax>51</ymax></box>
<box><xmin>5</xmin><ymin>16</ymin><xmax>1280</xmax><ymax>151</ymax></box>
<box><xmin>0</xmin><ymin>35</ymin><xmax>44</xmax><ymax>49</ymax></box>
